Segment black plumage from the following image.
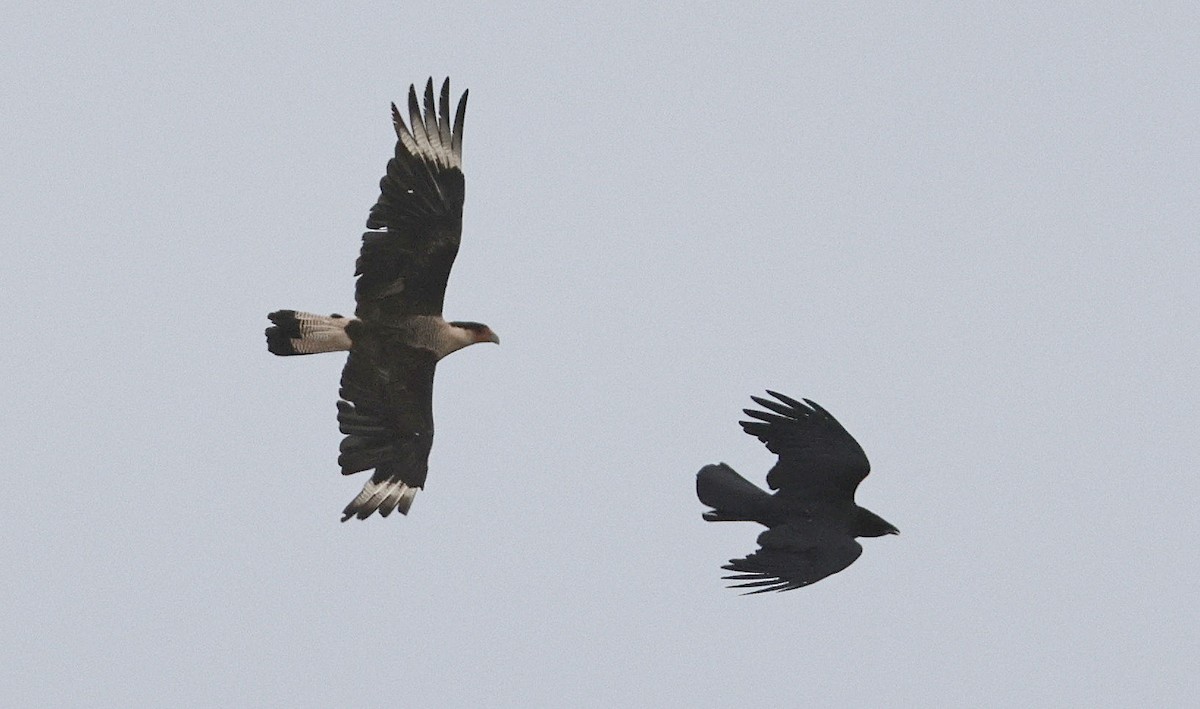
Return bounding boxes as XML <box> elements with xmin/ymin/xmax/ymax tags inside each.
<box><xmin>355</xmin><ymin>80</ymin><xmax>467</xmax><ymax>322</ymax></box>
<box><xmin>696</xmin><ymin>391</ymin><xmax>898</xmax><ymax>593</ymax></box>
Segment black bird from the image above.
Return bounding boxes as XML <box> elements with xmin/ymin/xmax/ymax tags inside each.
<box><xmin>696</xmin><ymin>391</ymin><xmax>898</xmax><ymax>593</ymax></box>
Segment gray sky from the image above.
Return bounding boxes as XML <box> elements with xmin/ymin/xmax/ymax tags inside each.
<box><xmin>4</xmin><ymin>2</ymin><xmax>1198</xmax><ymax>706</ymax></box>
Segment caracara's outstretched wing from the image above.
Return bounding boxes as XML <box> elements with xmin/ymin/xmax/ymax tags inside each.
<box><xmin>739</xmin><ymin>392</ymin><xmax>871</xmax><ymax>500</ymax></box>
<box><xmin>336</xmin><ymin>329</ymin><xmax>438</xmax><ymax>520</ymax></box>
<box><xmin>335</xmin><ymin>78</ymin><xmax>468</xmax><ymax>519</ymax></box>
<box><xmin>721</xmin><ymin>524</ymin><xmax>864</xmax><ymax>594</ymax></box>
<box><xmin>354</xmin><ymin>78</ymin><xmax>468</xmax><ymax>323</ymax></box>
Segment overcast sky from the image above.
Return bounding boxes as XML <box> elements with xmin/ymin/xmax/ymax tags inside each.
<box><xmin>3</xmin><ymin>2</ymin><xmax>1198</xmax><ymax>707</ymax></box>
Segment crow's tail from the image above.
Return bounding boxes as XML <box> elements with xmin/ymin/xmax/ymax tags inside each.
<box><xmin>696</xmin><ymin>463</ymin><xmax>772</xmax><ymax>523</ymax></box>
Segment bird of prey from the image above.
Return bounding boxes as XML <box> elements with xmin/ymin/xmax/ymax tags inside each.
<box><xmin>696</xmin><ymin>391</ymin><xmax>897</xmax><ymax>593</ymax></box>
<box><xmin>265</xmin><ymin>78</ymin><xmax>498</xmax><ymax>521</ymax></box>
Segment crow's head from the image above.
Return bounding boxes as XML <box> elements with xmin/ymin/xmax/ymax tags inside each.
<box><xmin>855</xmin><ymin>506</ymin><xmax>900</xmax><ymax>538</ymax></box>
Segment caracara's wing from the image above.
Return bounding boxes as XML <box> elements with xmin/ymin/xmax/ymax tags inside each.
<box><xmin>336</xmin><ymin>328</ymin><xmax>437</xmax><ymax>520</ymax></box>
<box><xmin>739</xmin><ymin>392</ymin><xmax>870</xmax><ymax>500</ymax></box>
<box><xmin>721</xmin><ymin>523</ymin><xmax>863</xmax><ymax>594</ymax></box>
<box><xmin>355</xmin><ymin>78</ymin><xmax>467</xmax><ymax>323</ymax></box>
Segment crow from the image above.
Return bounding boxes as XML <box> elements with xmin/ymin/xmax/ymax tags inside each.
<box><xmin>696</xmin><ymin>391</ymin><xmax>898</xmax><ymax>593</ymax></box>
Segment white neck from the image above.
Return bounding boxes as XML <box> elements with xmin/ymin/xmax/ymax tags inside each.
<box><xmin>436</xmin><ymin>322</ymin><xmax>479</xmax><ymax>359</ymax></box>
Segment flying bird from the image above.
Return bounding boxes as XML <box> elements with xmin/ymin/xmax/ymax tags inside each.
<box><xmin>696</xmin><ymin>391</ymin><xmax>897</xmax><ymax>593</ymax></box>
<box><xmin>265</xmin><ymin>78</ymin><xmax>498</xmax><ymax>521</ymax></box>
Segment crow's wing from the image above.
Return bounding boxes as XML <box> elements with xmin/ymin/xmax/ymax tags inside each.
<box><xmin>721</xmin><ymin>522</ymin><xmax>863</xmax><ymax>593</ymax></box>
<box><xmin>739</xmin><ymin>391</ymin><xmax>870</xmax><ymax>500</ymax></box>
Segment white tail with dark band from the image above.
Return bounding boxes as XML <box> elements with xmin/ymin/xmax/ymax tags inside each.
<box><xmin>266</xmin><ymin>310</ymin><xmax>353</xmax><ymax>356</ymax></box>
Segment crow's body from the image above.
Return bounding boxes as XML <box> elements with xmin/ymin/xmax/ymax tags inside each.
<box><xmin>697</xmin><ymin>391</ymin><xmax>898</xmax><ymax>593</ymax></box>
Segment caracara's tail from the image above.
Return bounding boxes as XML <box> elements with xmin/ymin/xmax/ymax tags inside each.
<box><xmin>266</xmin><ymin>310</ymin><xmax>353</xmax><ymax>356</ymax></box>
<box><xmin>696</xmin><ymin>463</ymin><xmax>773</xmax><ymax>523</ymax></box>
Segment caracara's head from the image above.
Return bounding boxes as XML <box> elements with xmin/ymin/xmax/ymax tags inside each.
<box><xmin>449</xmin><ymin>321</ymin><xmax>501</xmax><ymax>346</ymax></box>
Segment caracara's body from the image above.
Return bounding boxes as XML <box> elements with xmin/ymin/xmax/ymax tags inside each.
<box><xmin>266</xmin><ymin>78</ymin><xmax>497</xmax><ymax>521</ymax></box>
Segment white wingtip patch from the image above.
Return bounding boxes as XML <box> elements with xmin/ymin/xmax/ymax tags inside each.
<box><xmin>396</xmin><ymin>80</ymin><xmax>462</xmax><ymax>171</ymax></box>
<box><xmin>343</xmin><ymin>478</ymin><xmax>420</xmax><ymax>520</ymax></box>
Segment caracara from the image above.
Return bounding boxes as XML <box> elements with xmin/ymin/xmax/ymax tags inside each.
<box><xmin>696</xmin><ymin>392</ymin><xmax>897</xmax><ymax>593</ymax></box>
<box><xmin>266</xmin><ymin>78</ymin><xmax>497</xmax><ymax>521</ymax></box>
